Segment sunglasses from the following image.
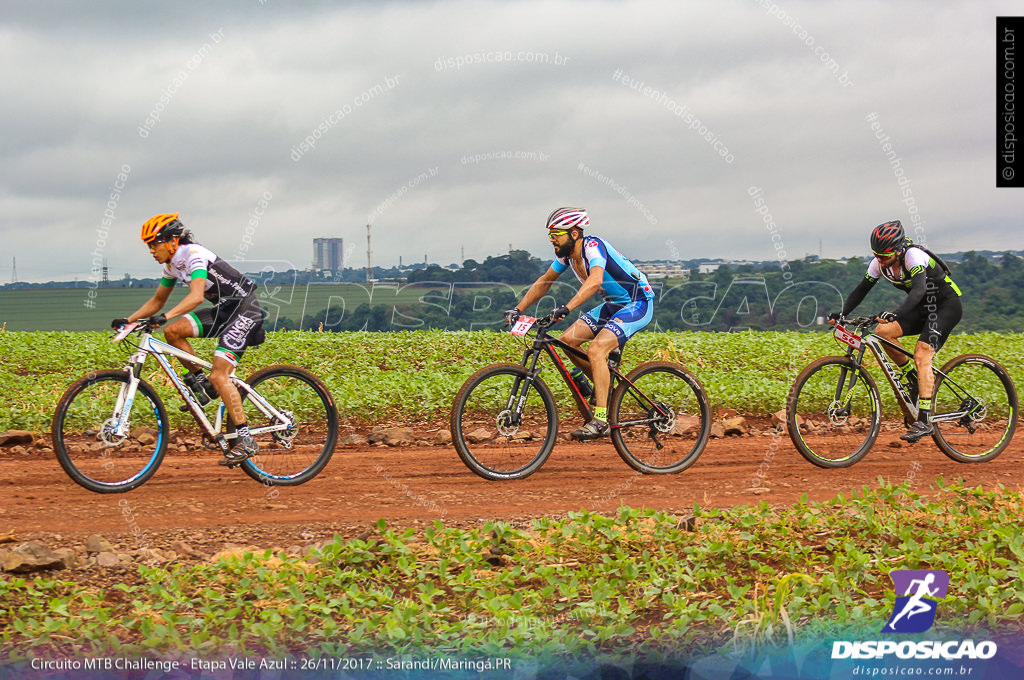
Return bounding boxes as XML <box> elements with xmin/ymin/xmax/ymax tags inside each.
<box><xmin>548</xmin><ymin>230</ymin><xmax>569</xmax><ymax>241</ymax></box>
<box><xmin>873</xmin><ymin>250</ymin><xmax>897</xmax><ymax>259</ymax></box>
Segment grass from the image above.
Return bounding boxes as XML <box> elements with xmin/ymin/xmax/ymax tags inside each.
<box><xmin>1</xmin><ymin>482</ymin><xmax>1021</xmax><ymax>662</ymax></box>
<box><xmin>1</xmin><ymin>329</ymin><xmax>1022</xmax><ymax>432</ymax></box>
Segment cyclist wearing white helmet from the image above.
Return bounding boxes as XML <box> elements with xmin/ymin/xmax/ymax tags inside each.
<box><xmin>506</xmin><ymin>207</ymin><xmax>654</xmax><ymax>440</ymax></box>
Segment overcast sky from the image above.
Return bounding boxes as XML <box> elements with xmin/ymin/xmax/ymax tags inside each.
<box><xmin>1</xmin><ymin>0</ymin><xmax>1020</xmax><ymax>283</ymax></box>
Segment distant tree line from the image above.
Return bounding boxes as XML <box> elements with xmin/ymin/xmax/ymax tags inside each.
<box><xmin>280</xmin><ymin>251</ymin><xmax>1024</xmax><ymax>334</ymax></box>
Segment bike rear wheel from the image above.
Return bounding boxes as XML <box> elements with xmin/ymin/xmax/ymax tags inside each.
<box><xmin>51</xmin><ymin>370</ymin><xmax>169</xmax><ymax>493</ymax></box>
<box><xmin>786</xmin><ymin>357</ymin><xmax>882</xmax><ymax>468</ymax></box>
<box><xmin>238</xmin><ymin>365</ymin><xmax>339</xmax><ymax>486</ymax></box>
<box><xmin>609</xmin><ymin>361</ymin><xmax>711</xmax><ymax>474</ymax></box>
<box><xmin>450</xmin><ymin>364</ymin><xmax>558</xmax><ymax>480</ymax></box>
<box><xmin>931</xmin><ymin>354</ymin><xmax>1018</xmax><ymax>462</ymax></box>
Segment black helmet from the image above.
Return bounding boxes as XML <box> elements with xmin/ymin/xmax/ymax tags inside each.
<box><xmin>870</xmin><ymin>220</ymin><xmax>906</xmax><ymax>255</ymax></box>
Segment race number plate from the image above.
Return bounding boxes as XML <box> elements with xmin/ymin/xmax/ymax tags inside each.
<box><xmin>834</xmin><ymin>325</ymin><xmax>862</xmax><ymax>349</ymax></box>
<box><xmin>111</xmin><ymin>323</ymin><xmax>138</xmax><ymax>342</ymax></box>
<box><xmin>510</xmin><ymin>316</ymin><xmax>537</xmax><ymax>336</ymax></box>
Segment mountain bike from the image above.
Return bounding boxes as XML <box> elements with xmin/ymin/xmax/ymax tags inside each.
<box><xmin>786</xmin><ymin>315</ymin><xmax>1017</xmax><ymax>468</ymax></box>
<box><xmin>450</xmin><ymin>315</ymin><xmax>712</xmax><ymax>480</ymax></box>
<box><xmin>52</xmin><ymin>318</ymin><xmax>339</xmax><ymax>493</ymax></box>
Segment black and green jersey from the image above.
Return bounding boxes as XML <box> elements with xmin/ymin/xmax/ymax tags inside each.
<box><xmin>159</xmin><ymin>244</ymin><xmax>256</xmax><ymax>304</ymax></box>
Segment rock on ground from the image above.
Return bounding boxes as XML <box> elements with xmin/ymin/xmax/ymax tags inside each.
<box><xmin>2</xmin><ymin>541</ymin><xmax>65</xmax><ymax>573</ymax></box>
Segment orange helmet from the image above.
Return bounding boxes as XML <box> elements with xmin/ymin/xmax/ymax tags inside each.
<box><xmin>140</xmin><ymin>213</ymin><xmax>184</xmax><ymax>244</ymax></box>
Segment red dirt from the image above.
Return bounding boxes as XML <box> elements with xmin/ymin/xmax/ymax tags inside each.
<box><xmin>2</xmin><ymin>426</ymin><xmax>1021</xmax><ymax>552</ymax></box>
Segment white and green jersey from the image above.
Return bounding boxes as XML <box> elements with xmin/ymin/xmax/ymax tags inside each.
<box><xmin>159</xmin><ymin>243</ymin><xmax>255</xmax><ymax>303</ymax></box>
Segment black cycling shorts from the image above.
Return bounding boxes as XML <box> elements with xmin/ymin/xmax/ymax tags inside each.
<box><xmin>185</xmin><ymin>296</ymin><xmax>266</xmax><ymax>365</ymax></box>
<box><xmin>895</xmin><ymin>285</ymin><xmax>962</xmax><ymax>352</ymax></box>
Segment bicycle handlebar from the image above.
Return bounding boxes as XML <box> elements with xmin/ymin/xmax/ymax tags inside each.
<box><xmin>111</xmin><ymin>316</ymin><xmax>163</xmax><ymax>339</ymax></box>
<box><xmin>505</xmin><ymin>314</ymin><xmax>557</xmax><ymax>332</ymax></box>
<box><xmin>834</xmin><ymin>315</ymin><xmax>879</xmax><ymax>330</ymax></box>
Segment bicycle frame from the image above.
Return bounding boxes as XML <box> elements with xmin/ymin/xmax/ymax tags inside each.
<box><xmin>110</xmin><ymin>328</ymin><xmax>291</xmax><ymax>447</ymax></box>
<box><xmin>513</xmin><ymin>320</ymin><xmax>668</xmax><ymax>427</ymax></box>
<box><xmin>834</xmin><ymin>320</ymin><xmax>975</xmax><ymax>426</ymax></box>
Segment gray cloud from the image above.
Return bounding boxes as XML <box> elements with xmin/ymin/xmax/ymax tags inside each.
<box><xmin>0</xmin><ymin>0</ymin><xmax>1018</xmax><ymax>283</ymax></box>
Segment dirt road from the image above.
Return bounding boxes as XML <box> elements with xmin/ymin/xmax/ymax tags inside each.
<box><xmin>3</xmin><ymin>428</ymin><xmax>1020</xmax><ymax>554</ymax></box>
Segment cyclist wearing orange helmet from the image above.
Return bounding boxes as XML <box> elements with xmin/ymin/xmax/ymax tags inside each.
<box><xmin>114</xmin><ymin>213</ymin><xmax>265</xmax><ymax>465</ymax></box>
<box><xmin>829</xmin><ymin>220</ymin><xmax>963</xmax><ymax>443</ymax></box>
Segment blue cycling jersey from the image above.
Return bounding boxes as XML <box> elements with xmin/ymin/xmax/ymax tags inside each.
<box><xmin>551</xmin><ymin>235</ymin><xmax>654</xmax><ymax>305</ymax></box>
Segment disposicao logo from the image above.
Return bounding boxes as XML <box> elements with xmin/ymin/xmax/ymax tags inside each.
<box><xmin>883</xmin><ymin>569</ymin><xmax>948</xmax><ymax>633</ymax></box>
<box><xmin>831</xmin><ymin>569</ymin><xmax>998</xmax><ymax>661</ymax></box>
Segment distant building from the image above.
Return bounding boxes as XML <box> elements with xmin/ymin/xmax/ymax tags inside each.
<box><xmin>640</xmin><ymin>263</ymin><xmax>690</xmax><ymax>280</ymax></box>
<box><xmin>313</xmin><ymin>238</ymin><xmax>343</xmax><ymax>271</ymax></box>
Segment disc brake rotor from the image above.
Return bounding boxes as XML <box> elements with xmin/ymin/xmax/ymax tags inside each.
<box><xmin>826</xmin><ymin>401</ymin><xmax>850</xmax><ymax>426</ymax></box>
<box><xmin>648</xmin><ymin>402</ymin><xmax>676</xmax><ymax>434</ymax></box>
<box><xmin>97</xmin><ymin>418</ymin><xmax>127</xmax><ymax>446</ymax></box>
<box><xmin>496</xmin><ymin>409</ymin><xmax>519</xmax><ymax>437</ymax></box>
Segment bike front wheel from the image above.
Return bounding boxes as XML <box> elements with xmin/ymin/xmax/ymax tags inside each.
<box><xmin>238</xmin><ymin>365</ymin><xmax>339</xmax><ymax>486</ymax></box>
<box><xmin>786</xmin><ymin>357</ymin><xmax>882</xmax><ymax>468</ymax></box>
<box><xmin>931</xmin><ymin>354</ymin><xmax>1018</xmax><ymax>463</ymax></box>
<box><xmin>609</xmin><ymin>361</ymin><xmax>711</xmax><ymax>474</ymax></box>
<box><xmin>450</xmin><ymin>364</ymin><xmax>558</xmax><ymax>480</ymax></box>
<box><xmin>51</xmin><ymin>370</ymin><xmax>169</xmax><ymax>493</ymax></box>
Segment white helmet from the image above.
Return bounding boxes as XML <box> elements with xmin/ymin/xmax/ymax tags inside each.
<box><xmin>545</xmin><ymin>207</ymin><xmax>589</xmax><ymax>231</ymax></box>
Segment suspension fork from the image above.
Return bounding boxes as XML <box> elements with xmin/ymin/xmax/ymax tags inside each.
<box><xmin>831</xmin><ymin>345</ymin><xmax>867</xmax><ymax>410</ymax></box>
<box><xmin>500</xmin><ymin>345</ymin><xmax>545</xmax><ymax>422</ymax></box>
<box><xmin>111</xmin><ymin>356</ymin><xmax>146</xmax><ymax>437</ymax></box>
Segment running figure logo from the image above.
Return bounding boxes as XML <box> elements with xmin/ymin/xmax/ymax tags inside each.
<box><xmin>883</xmin><ymin>570</ymin><xmax>949</xmax><ymax>633</ymax></box>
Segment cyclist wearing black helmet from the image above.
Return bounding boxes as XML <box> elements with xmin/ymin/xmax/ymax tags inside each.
<box><xmin>829</xmin><ymin>220</ymin><xmax>963</xmax><ymax>443</ymax></box>
<box><xmin>112</xmin><ymin>213</ymin><xmax>266</xmax><ymax>465</ymax></box>
<box><xmin>505</xmin><ymin>207</ymin><xmax>655</xmax><ymax>441</ymax></box>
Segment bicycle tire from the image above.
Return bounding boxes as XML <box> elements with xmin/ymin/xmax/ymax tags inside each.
<box><xmin>238</xmin><ymin>365</ymin><xmax>339</xmax><ymax>486</ymax></box>
<box><xmin>931</xmin><ymin>354</ymin><xmax>1018</xmax><ymax>463</ymax></box>
<box><xmin>786</xmin><ymin>357</ymin><xmax>882</xmax><ymax>468</ymax></box>
<box><xmin>51</xmin><ymin>370</ymin><xmax>169</xmax><ymax>493</ymax></box>
<box><xmin>609</xmin><ymin>361</ymin><xmax>711</xmax><ymax>474</ymax></box>
<box><xmin>450</xmin><ymin>363</ymin><xmax>558</xmax><ymax>480</ymax></box>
